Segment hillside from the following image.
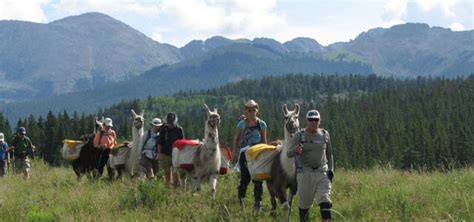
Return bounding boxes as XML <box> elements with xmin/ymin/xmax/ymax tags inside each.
<box><xmin>0</xmin><ymin>12</ymin><xmax>181</xmax><ymax>102</ymax></box>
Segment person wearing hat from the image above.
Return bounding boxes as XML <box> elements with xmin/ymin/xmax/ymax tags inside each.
<box><xmin>9</xmin><ymin>127</ymin><xmax>36</xmax><ymax>179</ymax></box>
<box><xmin>0</xmin><ymin>133</ymin><xmax>9</xmax><ymax>177</ymax></box>
<box><xmin>158</xmin><ymin>112</ymin><xmax>184</xmax><ymax>187</ymax></box>
<box><xmin>232</xmin><ymin>99</ymin><xmax>268</xmax><ymax>210</ymax></box>
<box><xmin>140</xmin><ymin>117</ymin><xmax>163</xmax><ymax>180</ymax></box>
<box><xmin>93</xmin><ymin>117</ymin><xmax>117</xmax><ymax>178</ymax></box>
<box><xmin>287</xmin><ymin>110</ymin><xmax>334</xmax><ymax>222</ymax></box>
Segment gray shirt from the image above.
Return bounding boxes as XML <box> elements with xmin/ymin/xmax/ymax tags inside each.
<box><xmin>287</xmin><ymin>128</ymin><xmax>333</xmax><ymax>172</ymax></box>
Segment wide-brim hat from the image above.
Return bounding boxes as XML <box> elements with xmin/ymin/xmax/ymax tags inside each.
<box><xmin>244</xmin><ymin>99</ymin><xmax>259</xmax><ymax>109</ymax></box>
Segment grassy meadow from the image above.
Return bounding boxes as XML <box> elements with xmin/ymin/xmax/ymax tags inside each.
<box><xmin>0</xmin><ymin>160</ymin><xmax>472</xmax><ymax>221</ymax></box>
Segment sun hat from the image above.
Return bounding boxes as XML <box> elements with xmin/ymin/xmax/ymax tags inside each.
<box><xmin>244</xmin><ymin>100</ymin><xmax>259</xmax><ymax>109</ymax></box>
<box><xmin>104</xmin><ymin>118</ymin><xmax>113</xmax><ymax>127</ymax></box>
<box><xmin>151</xmin><ymin>118</ymin><xmax>163</xmax><ymax>127</ymax></box>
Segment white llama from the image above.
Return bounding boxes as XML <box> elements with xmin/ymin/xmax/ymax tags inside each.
<box><xmin>128</xmin><ymin>109</ymin><xmax>145</xmax><ymax>177</ymax></box>
<box><xmin>175</xmin><ymin>104</ymin><xmax>222</xmax><ymax>199</ymax></box>
<box><xmin>266</xmin><ymin>104</ymin><xmax>300</xmax><ymax>220</ymax></box>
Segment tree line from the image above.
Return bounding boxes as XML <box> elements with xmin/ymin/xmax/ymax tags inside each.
<box><xmin>1</xmin><ymin>74</ymin><xmax>472</xmax><ymax>169</ymax></box>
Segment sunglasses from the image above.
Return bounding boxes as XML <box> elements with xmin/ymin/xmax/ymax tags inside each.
<box><xmin>247</xmin><ymin>108</ymin><xmax>257</xmax><ymax>112</ymax></box>
<box><xmin>307</xmin><ymin>118</ymin><xmax>320</xmax><ymax>122</ymax></box>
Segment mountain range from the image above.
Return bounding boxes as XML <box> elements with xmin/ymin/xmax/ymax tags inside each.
<box><xmin>0</xmin><ymin>12</ymin><xmax>472</xmax><ymax>121</ymax></box>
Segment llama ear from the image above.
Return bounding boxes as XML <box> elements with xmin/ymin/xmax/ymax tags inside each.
<box><xmin>295</xmin><ymin>104</ymin><xmax>300</xmax><ymax>115</ymax></box>
<box><xmin>140</xmin><ymin>110</ymin><xmax>145</xmax><ymax>117</ymax></box>
<box><xmin>214</xmin><ymin>106</ymin><xmax>218</xmax><ymax>113</ymax></box>
<box><xmin>131</xmin><ymin>109</ymin><xmax>137</xmax><ymax>118</ymax></box>
<box><xmin>204</xmin><ymin>104</ymin><xmax>211</xmax><ymax>114</ymax></box>
<box><xmin>282</xmin><ymin>104</ymin><xmax>288</xmax><ymax>115</ymax></box>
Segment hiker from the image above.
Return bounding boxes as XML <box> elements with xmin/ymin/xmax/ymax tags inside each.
<box><xmin>0</xmin><ymin>133</ymin><xmax>8</xmax><ymax>177</ymax></box>
<box><xmin>231</xmin><ymin>99</ymin><xmax>268</xmax><ymax>210</ymax></box>
<box><xmin>287</xmin><ymin>110</ymin><xmax>334</xmax><ymax>222</ymax></box>
<box><xmin>158</xmin><ymin>113</ymin><xmax>184</xmax><ymax>187</ymax></box>
<box><xmin>9</xmin><ymin>127</ymin><xmax>36</xmax><ymax>179</ymax></box>
<box><xmin>140</xmin><ymin>117</ymin><xmax>163</xmax><ymax>180</ymax></box>
<box><xmin>93</xmin><ymin>117</ymin><xmax>117</xmax><ymax>178</ymax></box>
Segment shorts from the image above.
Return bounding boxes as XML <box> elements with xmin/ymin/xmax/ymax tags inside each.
<box><xmin>15</xmin><ymin>157</ymin><xmax>31</xmax><ymax>173</ymax></box>
<box><xmin>159</xmin><ymin>154</ymin><xmax>172</xmax><ymax>171</ymax></box>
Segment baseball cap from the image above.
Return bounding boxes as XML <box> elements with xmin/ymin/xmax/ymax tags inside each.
<box><xmin>306</xmin><ymin>110</ymin><xmax>320</xmax><ymax>119</ymax></box>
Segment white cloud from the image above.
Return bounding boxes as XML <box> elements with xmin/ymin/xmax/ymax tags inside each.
<box><xmin>383</xmin><ymin>0</ymin><xmax>408</xmax><ymax>21</ymax></box>
<box><xmin>159</xmin><ymin>0</ymin><xmax>286</xmax><ymax>35</ymax></box>
<box><xmin>449</xmin><ymin>22</ymin><xmax>465</xmax><ymax>31</ymax></box>
<box><xmin>151</xmin><ymin>30</ymin><xmax>163</xmax><ymax>42</ymax></box>
<box><xmin>415</xmin><ymin>0</ymin><xmax>458</xmax><ymax>17</ymax></box>
<box><xmin>0</xmin><ymin>0</ymin><xmax>50</xmax><ymax>22</ymax></box>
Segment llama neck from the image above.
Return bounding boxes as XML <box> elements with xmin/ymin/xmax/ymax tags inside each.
<box><xmin>204</xmin><ymin>124</ymin><xmax>219</xmax><ymax>146</ymax></box>
<box><xmin>132</xmin><ymin>127</ymin><xmax>144</xmax><ymax>139</ymax></box>
<box><xmin>280</xmin><ymin>125</ymin><xmax>295</xmax><ymax>178</ymax></box>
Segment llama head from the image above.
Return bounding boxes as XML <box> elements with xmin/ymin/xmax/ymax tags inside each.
<box><xmin>131</xmin><ymin>109</ymin><xmax>145</xmax><ymax>129</ymax></box>
<box><xmin>282</xmin><ymin>104</ymin><xmax>300</xmax><ymax>134</ymax></box>
<box><xmin>204</xmin><ymin>104</ymin><xmax>220</xmax><ymax>130</ymax></box>
<box><xmin>94</xmin><ymin>116</ymin><xmax>105</xmax><ymax>133</ymax></box>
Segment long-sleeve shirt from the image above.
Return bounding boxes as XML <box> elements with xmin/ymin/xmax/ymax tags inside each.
<box><xmin>93</xmin><ymin>129</ymin><xmax>117</xmax><ymax>149</ymax></box>
<box><xmin>287</xmin><ymin>128</ymin><xmax>333</xmax><ymax>172</ymax></box>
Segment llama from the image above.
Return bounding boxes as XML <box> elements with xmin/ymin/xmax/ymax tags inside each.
<box><xmin>71</xmin><ymin>117</ymin><xmax>104</xmax><ymax>180</ymax></box>
<box><xmin>266</xmin><ymin>104</ymin><xmax>300</xmax><ymax>220</ymax></box>
<box><xmin>127</xmin><ymin>109</ymin><xmax>145</xmax><ymax>177</ymax></box>
<box><xmin>174</xmin><ymin>104</ymin><xmax>222</xmax><ymax>199</ymax></box>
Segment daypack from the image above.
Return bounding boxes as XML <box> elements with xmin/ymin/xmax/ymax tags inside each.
<box><xmin>142</xmin><ymin>129</ymin><xmax>159</xmax><ymax>159</ymax></box>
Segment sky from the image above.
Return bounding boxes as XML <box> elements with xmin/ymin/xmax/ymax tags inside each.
<box><xmin>0</xmin><ymin>0</ymin><xmax>472</xmax><ymax>47</ymax></box>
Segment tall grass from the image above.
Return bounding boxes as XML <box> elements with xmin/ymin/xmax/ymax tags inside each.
<box><xmin>0</xmin><ymin>160</ymin><xmax>472</xmax><ymax>221</ymax></box>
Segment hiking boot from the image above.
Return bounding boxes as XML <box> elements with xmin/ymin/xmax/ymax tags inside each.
<box><xmin>299</xmin><ymin>208</ymin><xmax>309</xmax><ymax>222</ymax></box>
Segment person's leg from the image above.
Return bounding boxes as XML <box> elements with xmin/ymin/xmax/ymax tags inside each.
<box><xmin>316</xmin><ymin>171</ymin><xmax>332</xmax><ymax>221</ymax></box>
<box><xmin>297</xmin><ymin>171</ymin><xmax>317</xmax><ymax>222</ymax></box>
<box><xmin>161</xmin><ymin>155</ymin><xmax>172</xmax><ymax>187</ymax></box>
<box><xmin>238</xmin><ymin>152</ymin><xmax>251</xmax><ymax>205</ymax></box>
<box><xmin>23</xmin><ymin>157</ymin><xmax>31</xmax><ymax>179</ymax></box>
<box><xmin>0</xmin><ymin>160</ymin><xmax>6</xmax><ymax>177</ymax></box>
<box><xmin>253</xmin><ymin>180</ymin><xmax>263</xmax><ymax>209</ymax></box>
<box><xmin>140</xmin><ymin>157</ymin><xmax>153</xmax><ymax>179</ymax></box>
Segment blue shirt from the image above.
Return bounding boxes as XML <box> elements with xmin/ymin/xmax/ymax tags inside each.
<box><xmin>0</xmin><ymin>142</ymin><xmax>8</xmax><ymax>161</ymax></box>
<box><xmin>237</xmin><ymin>118</ymin><xmax>267</xmax><ymax>147</ymax></box>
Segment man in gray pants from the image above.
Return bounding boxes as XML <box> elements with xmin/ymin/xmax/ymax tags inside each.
<box><xmin>287</xmin><ymin>110</ymin><xmax>334</xmax><ymax>222</ymax></box>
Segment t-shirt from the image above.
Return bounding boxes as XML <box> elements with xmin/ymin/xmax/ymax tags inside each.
<box><xmin>158</xmin><ymin>125</ymin><xmax>184</xmax><ymax>156</ymax></box>
<box><xmin>287</xmin><ymin>128</ymin><xmax>333</xmax><ymax>172</ymax></box>
<box><xmin>237</xmin><ymin>118</ymin><xmax>267</xmax><ymax>148</ymax></box>
<box><xmin>0</xmin><ymin>142</ymin><xmax>8</xmax><ymax>161</ymax></box>
<box><xmin>11</xmin><ymin>136</ymin><xmax>33</xmax><ymax>158</ymax></box>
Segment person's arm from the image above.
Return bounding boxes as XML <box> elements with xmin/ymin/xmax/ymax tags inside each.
<box><xmin>179</xmin><ymin>127</ymin><xmax>184</xmax><ymax>139</ymax></box>
<box><xmin>260</xmin><ymin>128</ymin><xmax>268</xmax><ymax>144</ymax></box>
<box><xmin>93</xmin><ymin>132</ymin><xmax>101</xmax><ymax>148</ymax></box>
<box><xmin>157</xmin><ymin>128</ymin><xmax>165</xmax><ymax>154</ymax></box>
<box><xmin>231</xmin><ymin>128</ymin><xmax>242</xmax><ymax>164</ymax></box>
<box><xmin>287</xmin><ymin>131</ymin><xmax>301</xmax><ymax>158</ymax></box>
<box><xmin>112</xmin><ymin>131</ymin><xmax>118</xmax><ymax>148</ymax></box>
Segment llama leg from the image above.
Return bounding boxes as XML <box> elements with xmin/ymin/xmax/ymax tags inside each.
<box><xmin>266</xmin><ymin>181</ymin><xmax>277</xmax><ymax>216</ymax></box>
<box><xmin>209</xmin><ymin>174</ymin><xmax>217</xmax><ymax>199</ymax></box>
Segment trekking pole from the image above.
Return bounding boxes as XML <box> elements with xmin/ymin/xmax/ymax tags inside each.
<box><xmin>287</xmin><ymin>144</ymin><xmax>302</xmax><ymax>222</ymax></box>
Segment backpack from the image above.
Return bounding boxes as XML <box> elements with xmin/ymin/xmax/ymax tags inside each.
<box><xmin>239</xmin><ymin>119</ymin><xmax>264</xmax><ymax>147</ymax></box>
